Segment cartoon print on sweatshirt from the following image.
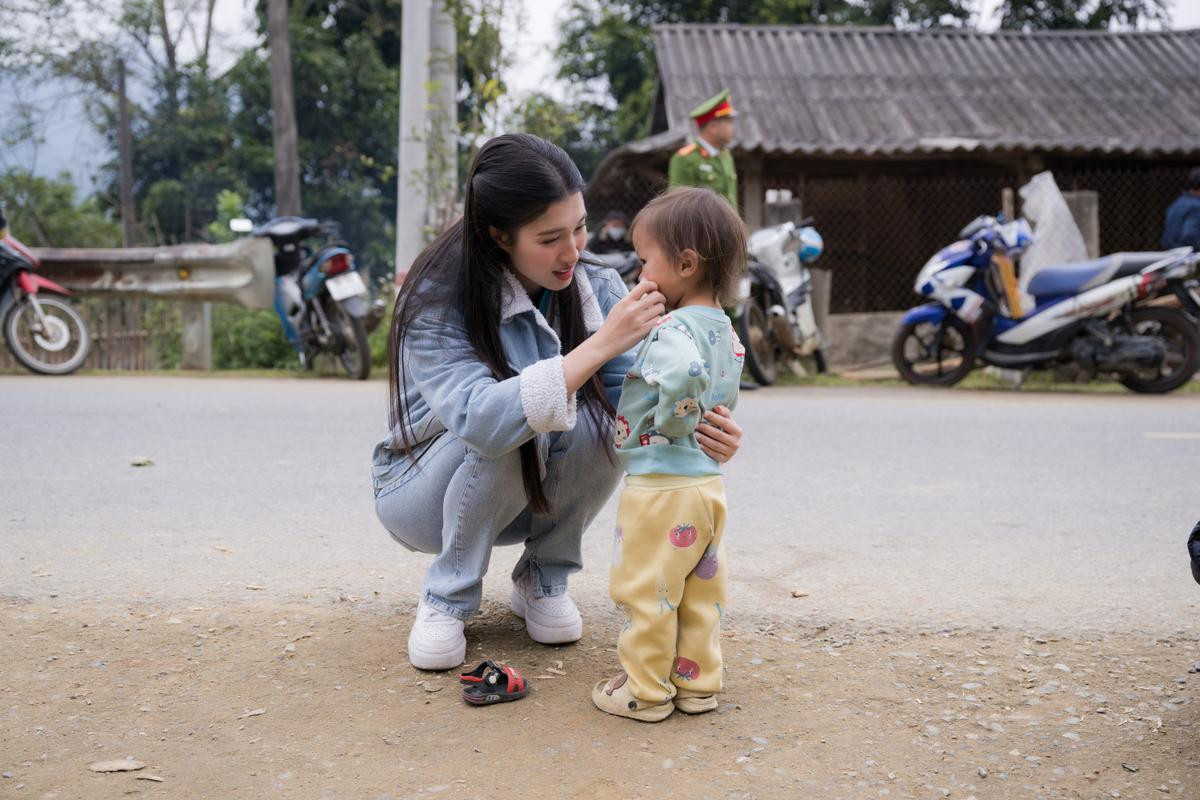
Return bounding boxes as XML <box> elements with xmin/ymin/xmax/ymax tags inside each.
<box><xmin>673</xmin><ymin>323</ymin><xmax>695</xmax><ymax>342</ymax></box>
<box><xmin>640</xmin><ymin>325</ymin><xmax>711</xmax><ymax>440</ymax></box>
<box><xmin>673</xmin><ymin>397</ymin><xmax>700</xmax><ymax>418</ymax></box>
<box><xmin>639</xmin><ymin>429</ymin><xmax>670</xmax><ymax>446</ymax></box>
<box><xmin>614</xmin><ymin>415</ymin><xmax>631</xmax><ymax>447</ymax></box>
<box><xmin>731</xmin><ymin>326</ymin><xmax>746</xmax><ymax>360</ymax></box>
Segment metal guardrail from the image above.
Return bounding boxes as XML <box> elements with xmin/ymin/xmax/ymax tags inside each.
<box><xmin>30</xmin><ymin>237</ymin><xmax>275</xmax><ymax>310</ymax></box>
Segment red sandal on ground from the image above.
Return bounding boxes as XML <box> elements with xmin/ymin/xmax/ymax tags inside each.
<box><xmin>459</xmin><ymin>660</ymin><xmax>529</xmax><ymax>705</ymax></box>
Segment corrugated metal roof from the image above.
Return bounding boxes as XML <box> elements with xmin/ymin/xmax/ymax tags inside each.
<box><xmin>647</xmin><ymin>24</ymin><xmax>1200</xmax><ymax>157</ymax></box>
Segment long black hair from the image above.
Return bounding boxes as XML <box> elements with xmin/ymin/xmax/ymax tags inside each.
<box><xmin>387</xmin><ymin>133</ymin><xmax>614</xmax><ymax>513</ymax></box>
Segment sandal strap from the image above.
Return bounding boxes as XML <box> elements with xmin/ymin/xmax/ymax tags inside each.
<box><xmin>499</xmin><ymin>665</ymin><xmax>524</xmax><ymax>694</ymax></box>
<box><xmin>460</xmin><ymin>659</ymin><xmax>501</xmax><ymax>683</ymax></box>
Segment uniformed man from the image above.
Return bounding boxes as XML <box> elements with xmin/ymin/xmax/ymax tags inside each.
<box><xmin>668</xmin><ymin>89</ymin><xmax>738</xmax><ymax>210</ymax></box>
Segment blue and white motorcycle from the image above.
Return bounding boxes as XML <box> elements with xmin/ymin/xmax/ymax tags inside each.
<box><xmin>232</xmin><ymin>216</ymin><xmax>374</xmax><ymax>380</ymax></box>
<box><xmin>893</xmin><ymin>215</ymin><xmax>1200</xmax><ymax>393</ymax></box>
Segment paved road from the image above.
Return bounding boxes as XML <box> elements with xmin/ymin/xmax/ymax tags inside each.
<box><xmin>2</xmin><ymin>375</ymin><xmax>1197</xmax><ymax>632</ymax></box>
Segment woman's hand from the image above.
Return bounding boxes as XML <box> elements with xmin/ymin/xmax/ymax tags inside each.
<box><xmin>696</xmin><ymin>405</ymin><xmax>742</xmax><ymax>463</ymax></box>
<box><xmin>564</xmin><ymin>281</ymin><xmax>664</xmax><ymax>395</ymax></box>
<box><xmin>592</xmin><ymin>280</ymin><xmax>665</xmax><ymax>359</ymax></box>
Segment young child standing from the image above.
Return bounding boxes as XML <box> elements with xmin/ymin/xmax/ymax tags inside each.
<box><xmin>592</xmin><ymin>187</ymin><xmax>748</xmax><ymax>722</ymax></box>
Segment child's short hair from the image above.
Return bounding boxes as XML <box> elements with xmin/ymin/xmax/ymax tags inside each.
<box><xmin>631</xmin><ymin>187</ymin><xmax>748</xmax><ymax>305</ymax></box>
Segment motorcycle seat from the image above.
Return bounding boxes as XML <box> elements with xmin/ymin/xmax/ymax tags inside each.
<box><xmin>255</xmin><ymin>216</ymin><xmax>322</xmax><ymax>243</ymax></box>
<box><xmin>1026</xmin><ymin>252</ymin><xmax>1173</xmax><ymax>298</ymax></box>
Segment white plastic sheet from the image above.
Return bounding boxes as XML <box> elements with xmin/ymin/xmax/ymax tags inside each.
<box><xmin>1017</xmin><ymin>172</ymin><xmax>1089</xmax><ymax>307</ymax></box>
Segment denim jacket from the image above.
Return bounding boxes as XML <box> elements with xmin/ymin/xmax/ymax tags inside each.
<box><xmin>371</xmin><ymin>263</ymin><xmax>634</xmax><ymax>495</ymax></box>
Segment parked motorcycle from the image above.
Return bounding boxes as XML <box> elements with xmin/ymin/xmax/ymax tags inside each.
<box><xmin>893</xmin><ymin>215</ymin><xmax>1200</xmax><ymax>393</ymax></box>
<box><xmin>590</xmin><ymin>249</ymin><xmax>642</xmax><ymax>291</ymax></box>
<box><xmin>736</xmin><ymin>218</ymin><xmax>826</xmax><ymax>385</ymax></box>
<box><xmin>234</xmin><ymin>216</ymin><xmax>373</xmax><ymax>380</ymax></box>
<box><xmin>0</xmin><ymin>205</ymin><xmax>91</xmax><ymax>374</ymax></box>
<box><xmin>1154</xmin><ymin>261</ymin><xmax>1200</xmax><ymax>323</ymax></box>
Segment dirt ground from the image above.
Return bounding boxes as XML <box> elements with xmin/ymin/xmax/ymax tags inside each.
<box><xmin>3</xmin><ymin>598</ymin><xmax>1197</xmax><ymax>800</ymax></box>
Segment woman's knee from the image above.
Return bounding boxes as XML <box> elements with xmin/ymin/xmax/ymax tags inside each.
<box><xmin>374</xmin><ymin>491</ymin><xmax>442</xmax><ymax>554</ymax></box>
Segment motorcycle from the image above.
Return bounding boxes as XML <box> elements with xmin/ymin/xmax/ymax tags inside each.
<box><xmin>0</xmin><ymin>205</ymin><xmax>91</xmax><ymax>374</ymax></box>
<box><xmin>893</xmin><ymin>215</ymin><xmax>1200</xmax><ymax>393</ymax></box>
<box><xmin>736</xmin><ymin>218</ymin><xmax>827</xmax><ymax>385</ymax></box>
<box><xmin>1154</xmin><ymin>260</ymin><xmax>1200</xmax><ymax>324</ymax></box>
<box><xmin>233</xmin><ymin>216</ymin><xmax>374</xmax><ymax>380</ymax></box>
<box><xmin>590</xmin><ymin>249</ymin><xmax>642</xmax><ymax>291</ymax></box>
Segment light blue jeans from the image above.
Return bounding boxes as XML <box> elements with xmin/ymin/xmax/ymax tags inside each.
<box><xmin>373</xmin><ymin>413</ymin><xmax>622</xmax><ymax>620</ymax></box>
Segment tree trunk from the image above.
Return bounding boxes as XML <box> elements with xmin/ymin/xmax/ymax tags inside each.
<box><xmin>201</xmin><ymin>0</ymin><xmax>216</xmax><ymax>71</ymax></box>
<box><xmin>268</xmin><ymin>0</ymin><xmax>302</xmax><ymax>216</ymax></box>
<box><xmin>155</xmin><ymin>0</ymin><xmax>179</xmax><ymax>112</ymax></box>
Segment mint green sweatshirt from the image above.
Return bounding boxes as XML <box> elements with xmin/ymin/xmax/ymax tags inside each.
<box><xmin>613</xmin><ymin>305</ymin><xmax>744</xmax><ymax>476</ymax></box>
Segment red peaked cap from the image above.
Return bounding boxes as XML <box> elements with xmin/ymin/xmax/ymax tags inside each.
<box><xmin>692</xmin><ymin>98</ymin><xmax>735</xmax><ymax>128</ymax></box>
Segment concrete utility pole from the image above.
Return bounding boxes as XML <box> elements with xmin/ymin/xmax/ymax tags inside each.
<box><xmin>396</xmin><ymin>0</ymin><xmax>431</xmax><ymax>284</ymax></box>
<box><xmin>268</xmin><ymin>0</ymin><xmax>302</xmax><ymax>216</ymax></box>
<box><xmin>396</xmin><ymin>0</ymin><xmax>457</xmax><ymax>285</ymax></box>
<box><xmin>117</xmin><ymin>59</ymin><xmax>136</xmax><ymax>248</ymax></box>
<box><xmin>428</xmin><ymin>2</ymin><xmax>458</xmax><ymax>235</ymax></box>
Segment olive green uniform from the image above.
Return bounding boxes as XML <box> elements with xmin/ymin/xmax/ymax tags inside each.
<box><xmin>668</xmin><ymin>143</ymin><xmax>738</xmax><ymax>210</ymax></box>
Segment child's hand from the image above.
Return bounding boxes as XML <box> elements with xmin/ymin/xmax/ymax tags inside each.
<box><xmin>696</xmin><ymin>405</ymin><xmax>742</xmax><ymax>463</ymax></box>
<box><xmin>597</xmin><ymin>281</ymin><xmax>665</xmax><ymax>356</ymax></box>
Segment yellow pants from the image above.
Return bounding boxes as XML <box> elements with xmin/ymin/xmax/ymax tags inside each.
<box><xmin>610</xmin><ymin>474</ymin><xmax>727</xmax><ymax>704</ymax></box>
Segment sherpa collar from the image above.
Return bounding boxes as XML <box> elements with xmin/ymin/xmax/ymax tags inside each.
<box><xmin>499</xmin><ymin>267</ymin><xmax>604</xmax><ymax>339</ymax></box>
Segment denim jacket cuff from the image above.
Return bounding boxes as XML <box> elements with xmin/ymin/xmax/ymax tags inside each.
<box><xmin>520</xmin><ymin>355</ymin><xmax>577</xmax><ymax>433</ymax></box>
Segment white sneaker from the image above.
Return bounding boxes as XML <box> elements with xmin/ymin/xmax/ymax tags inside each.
<box><xmin>407</xmin><ymin>599</ymin><xmax>467</xmax><ymax>671</ymax></box>
<box><xmin>511</xmin><ymin>573</ymin><xmax>582</xmax><ymax>644</ymax></box>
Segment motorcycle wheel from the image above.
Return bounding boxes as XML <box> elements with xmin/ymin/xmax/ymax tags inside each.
<box><xmin>738</xmin><ymin>300</ymin><xmax>777</xmax><ymax>386</ymax></box>
<box><xmin>1118</xmin><ymin>306</ymin><xmax>1199</xmax><ymax>394</ymax></box>
<box><xmin>891</xmin><ymin>315</ymin><xmax>975</xmax><ymax>387</ymax></box>
<box><xmin>3</xmin><ymin>294</ymin><xmax>91</xmax><ymax>375</ymax></box>
<box><xmin>327</xmin><ymin>298</ymin><xmax>371</xmax><ymax>380</ymax></box>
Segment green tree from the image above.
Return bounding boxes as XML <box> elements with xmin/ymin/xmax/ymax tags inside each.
<box><xmin>997</xmin><ymin>0</ymin><xmax>1168</xmax><ymax>29</ymax></box>
<box><xmin>0</xmin><ymin>169</ymin><xmax>121</xmax><ymax>247</ymax></box>
<box><xmin>223</xmin><ymin>0</ymin><xmax>401</xmax><ymax>284</ymax></box>
<box><xmin>509</xmin><ymin>92</ymin><xmax>606</xmax><ymax>179</ymax></box>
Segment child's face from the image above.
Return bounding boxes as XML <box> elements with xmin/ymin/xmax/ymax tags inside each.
<box><xmin>632</xmin><ymin>226</ymin><xmax>687</xmax><ymax>309</ymax></box>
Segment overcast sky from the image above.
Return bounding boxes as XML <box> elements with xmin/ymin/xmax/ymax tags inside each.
<box><xmin>12</xmin><ymin>0</ymin><xmax>1200</xmax><ymax>194</ymax></box>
